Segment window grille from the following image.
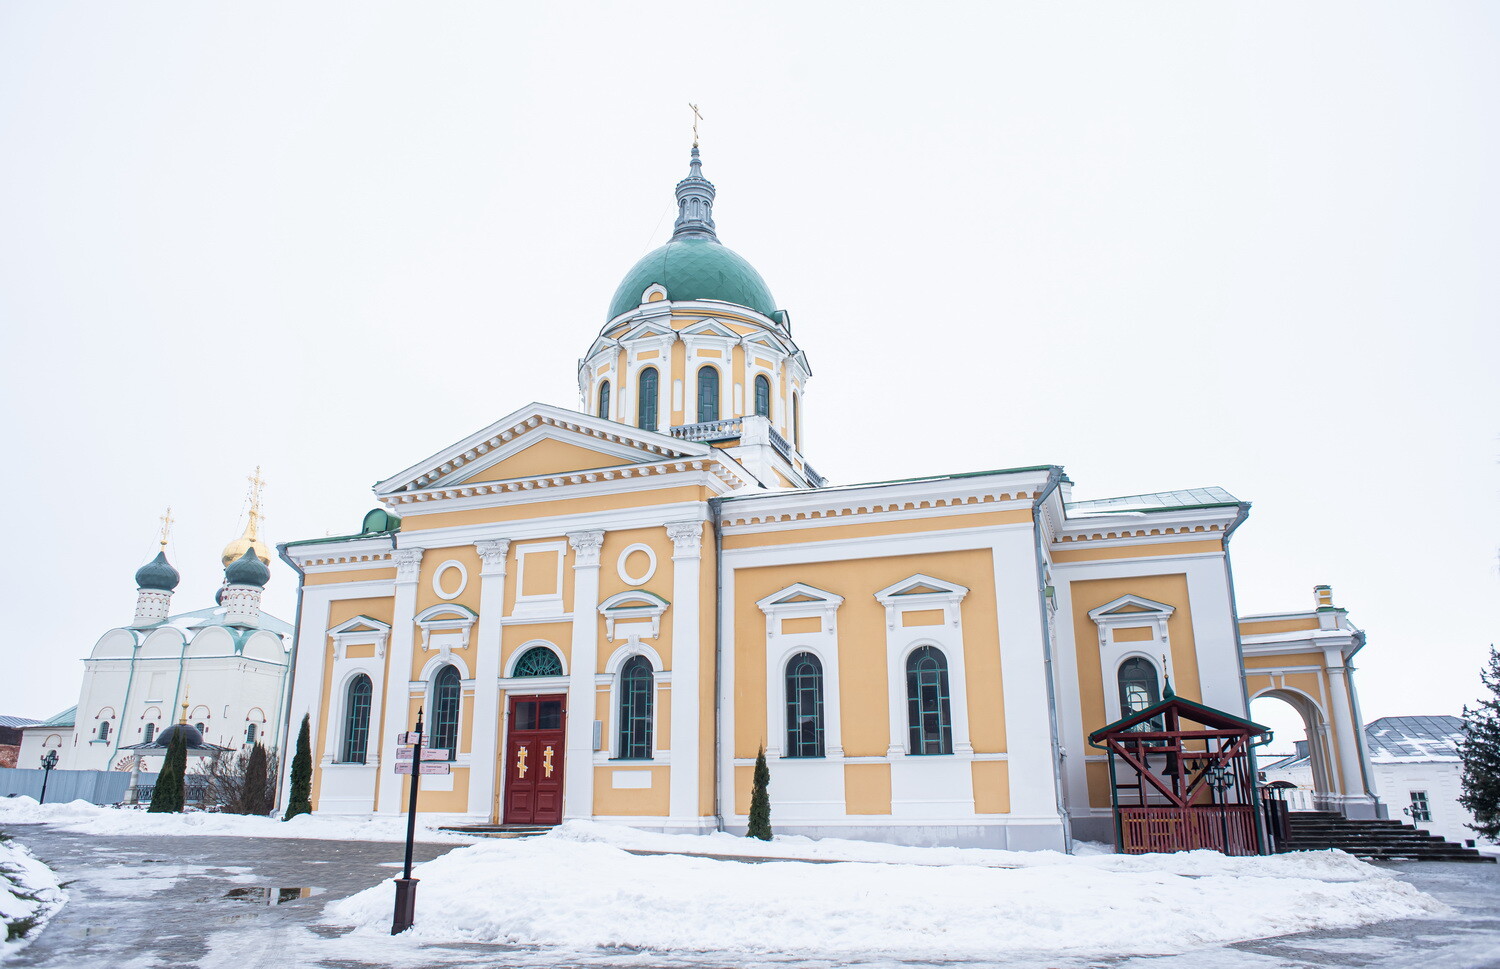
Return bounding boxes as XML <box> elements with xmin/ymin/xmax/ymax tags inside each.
<box><xmin>1409</xmin><ymin>791</ymin><xmax>1431</xmax><ymax>822</ymax></box>
<box><xmin>245</xmin><ymin>723</ymin><xmax>257</xmax><ymax>745</ymax></box>
<box><xmin>906</xmin><ymin>646</ymin><xmax>953</xmax><ymax>755</ymax></box>
<box><xmin>616</xmin><ymin>655</ymin><xmax>654</xmax><ymax>759</ymax></box>
<box><xmin>697</xmin><ymin>366</ymin><xmax>719</xmax><ymax>423</ymax></box>
<box><xmin>342</xmin><ymin>674</ymin><xmax>373</xmax><ymax>763</ymax></box>
<box><xmin>143</xmin><ymin>723</ymin><xmax>155</xmax><ymax>743</ymax></box>
<box><xmin>784</xmin><ymin>652</ymin><xmax>825</xmax><ymax>757</ymax></box>
<box><xmin>754</xmin><ymin>374</ymin><xmax>771</xmax><ymax>418</ymax></box>
<box><xmin>513</xmin><ymin>646</ymin><xmax>563</xmax><ymax>678</ymax></box>
<box><xmin>637</xmin><ymin>368</ymin><xmax>659</xmax><ymax>431</ymax></box>
<box><xmin>1118</xmin><ymin>658</ymin><xmax>1162</xmax><ymax>732</ymax></box>
<box><xmin>432</xmin><ymin>665</ymin><xmax>462</xmax><ymax>761</ymax></box>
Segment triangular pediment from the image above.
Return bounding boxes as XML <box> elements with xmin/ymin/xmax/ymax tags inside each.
<box><xmin>874</xmin><ymin>574</ymin><xmax>970</xmax><ymax>604</ymax></box>
<box><xmin>680</xmin><ymin>318</ymin><xmax>740</xmax><ymax>339</ymax></box>
<box><xmin>374</xmin><ymin>403</ymin><xmax>709</xmax><ymax>496</ymax></box>
<box><xmin>1089</xmin><ymin>594</ymin><xmax>1176</xmax><ymax>623</ymax></box>
<box><xmin>328</xmin><ymin>615</ymin><xmax>391</xmax><ymax>638</ymax></box>
<box><xmin>757</xmin><ymin>583</ymin><xmax>845</xmax><ymax>615</ymax></box>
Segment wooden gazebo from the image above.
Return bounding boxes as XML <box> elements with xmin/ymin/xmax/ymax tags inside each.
<box><xmin>1087</xmin><ymin>686</ymin><xmax>1272</xmax><ymax>856</ymax></box>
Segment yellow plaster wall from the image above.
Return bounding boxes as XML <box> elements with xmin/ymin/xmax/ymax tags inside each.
<box><xmin>503</xmin><ymin>538</ymin><xmax>577</xmax><ymax>616</ymax></box>
<box><xmin>843</xmin><ymin>763</ymin><xmax>893</xmax><ymax>814</ymax></box>
<box><xmin>1239</xmin><ymin>617</ymin><xmax>1321</xmax><ymax>636</ymax></box>
<box><xmin>594</xmin><ymin>766</ymin><xmax>670</xmax><ymax>816</ymax></box>
<box><xmin>595</xmin><ymin>527</ymin><xmax>680</xmax><ymax>671</ymax></box>
<box><xmin>402</xmin><ymin>485</ymin><xmax>710</xmax><ymax>532</ymax></box>
<box><xmin>733</xmin><ymin>548</ymin><xmax>1005</xmax><ymax>761</ymax></box>
<box><xmin>313</xmin><ymin>596</ymin><xmax>395</xmax><ymax>811</ymax></box>
<box><xmin>656</xmin><ymin>685</ymin><xmax>672</xmax><ymax>751</ymax></box>
<box><xmin>971</xmin><ymin>761</ymin><xmax>1010</xmax><ymax>814</ymax></box>
<box><xmin>1049</xmin><ymin>539</ymin><xmax>1223</xmax><ymax>564</ymax></box>
<box><xmin>304</xmin><ymin>566</ymin><xmax>397</xmax><ymax>586</ymax></box>
<box><xmin>1070</xmin><ymin>573</ymin><xmax>1205</xmax><ymax>806</ymax></box>
<box><xmin>459</xmin><ymin>436</ymin><xmax>632</xmax><ymax>484</ymax></box>
<box><xmin>723</xmin><ymin>508</ymin><xmax>1031</xmax><ymax>550</ymax></box>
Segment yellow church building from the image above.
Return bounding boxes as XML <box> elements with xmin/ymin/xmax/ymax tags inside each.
<box><xmin>278</xmin><ymin>147</ymin><xmax>1380</xmax><ymax>849</ymax></box>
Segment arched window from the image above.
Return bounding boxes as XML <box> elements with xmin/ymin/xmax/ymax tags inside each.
<box><xmin>696</xmin><ymin>366</ymin><xmax>719</xmax><ymax>423</ymax></box>
<box><xmin>906</xmin><ymin>646</ymin><xmax>953</xmax><ymax>755</ymax></box>
<box><xmin>432</xmin><ymin>665</ymin><xmax>462</xmax><ymax>761</ymax></box>
<box><xmin>195</xmin><ymin>723</ymin><xmax>206</xmax><ymax>733</ymax></box>
<box><xmin>342</xmin><ymin>674</ymin><xmax>373</xmax><ymax>763</ymax></box>
<box><xmin>616</xmin><ymin>655</ymin><xmax>654</xmax><ymax>759</ymax></box>
<box><xmin>245</xmin><ymin>723</ymin><xmax>257</xmax><ymax>745</ymax></box>
<box><xmin>143</xmin><ymin>722</ymin><xmax>155</xmax><ymax>744</ymax></box>
<box><xmin>513</xmin><ymin>646</ymin><xmax>563</xmax><ymax>677</ymax></box>
<box><xmin>97</xmin><ymin>721</ymin><xmax>110</xmax><ymax>742</ymax></box>
<box><xmin>1118</xmin><ymin>658</ymin><xmax>1161</xmax><ymax>731</ymax></box>
<box><xmin>792</xmin><ymin>393</ymin><xmax>801</xmax><ymax>448</ymax></box>
<box><xmin>784</xmin><ymin>652</ymin><xmax>825</xmax><ymax>758</ymax></box>
<box><xmin>637</xmin><ymin>368</ymin><xmax>659</xmax><ymax>431</ymax></box>
<box><xmin>754</xmin><ymin>374</ymin><xmax>771</xmax><ymax>418</ymax></box>
<box><xmin>598</xmin><ymin>380</ymin><xmax>611</xmax><ymax>420</ymax></box>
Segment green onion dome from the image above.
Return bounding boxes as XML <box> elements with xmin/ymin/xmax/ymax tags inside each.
<box><xmin>224</xmin><ymin>547</ymin><xmax>270</xmax><ymax>588</ymax></box>
<box><xmin>134</xmin><ymin>551</ymin><xmax>180</xmax><ymax>592</ymax></box>
<box><xmin>606</xmin><ymin>146</ymin><xmax>777</xmax><ymax>321</ymax></box>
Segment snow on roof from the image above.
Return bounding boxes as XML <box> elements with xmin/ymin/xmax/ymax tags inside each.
<box><xmin>0</xmin><ymin>715</ymin><xmax>41</xmax><ymax>728</ymax></box>
<box><xmin>1065</xmin><ymin>486</ymin><xmax>1239</xmax><ymax>516</ymax></box>
<box><xmin>161</xmin><ymin>605</ymin><xmax>294</xmax><ymax>638</ymax></box>
<box><xmin>1363</xmin><ymin>715</ymin><xmax>1464</xmax><ymax>763</ymax></box>
<box><xmin>1260</xmin><ymin>751</ymin><xmax>1309</xmax><ymax>771</ymax></box>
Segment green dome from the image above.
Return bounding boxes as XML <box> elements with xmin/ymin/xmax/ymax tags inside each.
<box><xmin>224</xmin><ymin>547</ymin><xmax>270</xmax><ymax>588</ymax></box>
<box><xmin>607</xmin><ymin>237</ymin><xmax>777</xmax><ymax>321</ymax></box>
<box><xmin>134</xmin><ymin>551</ymin><xmax>180</xmax><ymax>592</ymax></box>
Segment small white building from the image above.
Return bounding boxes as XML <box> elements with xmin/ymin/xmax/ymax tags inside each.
<box><xmin>19</xmin><ymin>523</ymin><xmax>292</xmax><ymax>775</ymax></box>
<box><xmin>1261</xmin><ymin>714</ymin><xmax>1481</xmax><ymax>846</ymax></box>
<box><xmin>1363</xmin><ymin>715</ymin><xmax>1478</xmax><ymax>846</ymax></box>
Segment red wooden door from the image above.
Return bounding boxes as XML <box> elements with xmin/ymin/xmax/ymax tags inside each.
<box><xmin>503</xmin><ymin>694</ymin><xmax>566</xmax><ymax>825</ymax></box>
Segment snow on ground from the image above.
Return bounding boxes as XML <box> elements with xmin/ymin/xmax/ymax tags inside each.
<box><xmin>325</xmin><ymin>823</ymin><xmax>1448</xmax><ymax>963</ymax></box>
<box><xmin>0</xmin><ymin>797</ymin><xmax>477</xmax><ymax>844</ymax></box>
<box><xmin>0</xmin><ymin>835</ymin><xmax>65</xmax><ymax>963</ymax></box>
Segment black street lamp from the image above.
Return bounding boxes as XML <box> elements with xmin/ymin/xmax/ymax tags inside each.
<box><xmin>1207</xmin><ymin>764</ymin><xmax>1235</xmax><ymax>854</ymax></box>
<box><xmin>38</xmin><ymin>750</ymin><xmax>59</xmax><ymax>804</ymax></box>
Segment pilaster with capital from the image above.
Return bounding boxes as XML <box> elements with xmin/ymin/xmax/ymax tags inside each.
<box><xmin>665</xmin><ymin>520</ymin><xmax>705</xmax><ymax>821</ymax></box>
<box><xmin>467</xmin><ymin>539</ymin><xmax>511</xmax><ymax>817</ymax></box>
<box><xmin>563</xmin><ymin>530</ymin><xmax>605</xmax><ymax>820</ymax></box>
<box><xmin>376</xmin><ymin>546</ymin><xmax>424</xmax><ymax>813</ymax></box>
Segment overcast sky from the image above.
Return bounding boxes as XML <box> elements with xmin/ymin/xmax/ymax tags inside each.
<box><xmin>2</xmin><ymin>3</ymin><xmax>1495</xmax><ymax>750</ymax></box>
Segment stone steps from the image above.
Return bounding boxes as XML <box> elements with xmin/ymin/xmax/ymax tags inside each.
<box><xmin>1283</xmin><ymin>812</ymin><xmax>1493</xmax><ymax>863</ymax></box>
<box><xmin>437</xmin><ymin>824</ymin><xmax>553</xmax><ymax>839</ymax></box>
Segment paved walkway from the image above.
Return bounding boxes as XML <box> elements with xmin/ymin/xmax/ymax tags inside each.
<box><xmin>8</xmin><ymin>825</ymin><xmax>1500</xmax><ymax>969</ymax></box>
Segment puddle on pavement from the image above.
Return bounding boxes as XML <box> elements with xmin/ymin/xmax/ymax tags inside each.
<box><xmin>220</xmin><ymin>886</ymin><xmax>325</xmax><ymax>905</ymax></box>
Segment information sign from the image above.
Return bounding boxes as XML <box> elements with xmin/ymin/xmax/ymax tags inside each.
<box><xmin>395</xmin><ymin>746</ymin><xmax>415</xmax><ymax>761</ymax></box>
<box><xmin>420</xmin><ymin>748</ymin><xmax>449</xmax><ymax>761</ymax></box>
<box><xmin>397</xmin><ymin>731</ymin><xmax>422</xmax><ymax>744</ymax></box>
<box><xmin>419</xmin><ymin>762</ymin><xmax>451</xmax><ymax>775</ymax></box>
<box><xmin>394</xmin><ymin>761</ymin><xmax>413</xmax><ymax>775</ymax></box>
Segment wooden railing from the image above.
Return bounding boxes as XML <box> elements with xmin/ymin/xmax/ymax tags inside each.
<box><xmin>1119</xmin><ymin>805</ymin><xmax>1258</xmax><ymax>855</ymax></box>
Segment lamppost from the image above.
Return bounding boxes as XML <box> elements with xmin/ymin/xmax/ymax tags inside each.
<box><xmin>1207</xmin><ymin>764</ymin><xmax>1234</xmax><ymax>854</ymax></box>
<box><xmin>38</xmin><ymin>750</ymin><xmax>59</xmax><ymax>804</ymax></box>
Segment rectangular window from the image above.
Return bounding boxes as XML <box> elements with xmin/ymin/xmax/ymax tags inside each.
<box><xmin>1409</xmin><ymin>791</ymin><xmax>1431</xmax><ymax>822</ymax></box>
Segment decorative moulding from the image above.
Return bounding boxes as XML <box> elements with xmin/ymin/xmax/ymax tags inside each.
<box><xmin>873</xmin><ymin>574</ymin><xmax>969</xmax><ymax>630</ymax></box>
<box><xmin>328</xmin><ymin>615</ymin><xmax>393</xmax><ymax>661</ymax></box>
<box><xmin>598</xmin><ymin>591</ymin><xmax>670</xmax><ymax>642</ymax></box>
<box><xmin>414</xmin><ymin>603</ymin><xmax>478</xmax><ymax>651</ymax></box>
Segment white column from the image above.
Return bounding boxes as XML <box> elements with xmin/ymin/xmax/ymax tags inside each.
<box><xmin>278</xmin><ymin>585</ymin><xmax>335</xmax><ymax>811</ymax></box>
<box><xmin>666</xmin><ymin>520</ymin><xmax>705</xmax><ymax>824</ymax></box>
<box><xmin>467</xmin><ymin>539</ymin><xmax>510</xmax><ymax>818</ymax></box>
<box><xmin>375</xmin><ymin>546</ymin><xmax>423</xmax><ymax>814</ymax></box>
<box><xmin>1323</xmin><ymin>649</ymin><xmax>1375</xmax><ymax>814</ymax></box>
<box><xmin>992</xmin><ymin>526</ymin><xmax>1067</xmax><ymax>849</ymax></box>
<box><xmin>563</xmin><ymin>530</ymin><xmax>604</xmax><ymax>821</ymax></box>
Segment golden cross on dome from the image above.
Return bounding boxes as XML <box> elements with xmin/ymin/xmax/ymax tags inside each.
<box><xmin>246</xmin><ymin>466</ymin><xmax>266</xmax><ymax>538</ymax></box>
<box><xmin>158</xmin><ymin>507</ymin><xmax>174</xmax><ymax>548</ymax></box>
<box><xmin>688</xmin><ymin>103</ymin><xmax>703</xmax><ymax>148</ymax></box>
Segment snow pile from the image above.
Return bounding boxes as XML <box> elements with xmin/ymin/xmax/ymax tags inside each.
<box><xmin>0</xmin><ymin>835</ymin><xmax>66</xmax><ymax>961</ymax></box>
<box><xmin>0</xmin><ymin>797</ymin><xmax>476</xmax><ymax>844</ymax></box>
<box><xmin>325</xmin><ymin>828</ymin><xmax>1445</xmax><ymax>961</ymax></box>
<box><xmin>551</xmin><ymin>819</ymin><xmax>1380</xmax><ymax>879</ymax></box>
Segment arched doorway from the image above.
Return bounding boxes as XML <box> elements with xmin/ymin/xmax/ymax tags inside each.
<box><xmin>1250</xmin><ymin>689</ymin><xmax>1337</xmax><ymax>812</ymax></box>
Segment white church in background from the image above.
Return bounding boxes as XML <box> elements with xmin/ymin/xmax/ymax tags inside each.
<box><xmin>19</xmin><ymin>497</ymin><xmax>293</xmax><ymax>773</ymax></box>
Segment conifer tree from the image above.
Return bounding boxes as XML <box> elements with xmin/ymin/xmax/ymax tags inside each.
<box><xmin>244</xmin><ymin>743</ymin><xmax>270</xmax><ymax>816</ymax></box>
<box><xmin>1459</xmin><ymin>645</ymin><xmax>1500</xmax><ymax>841</ymax></box>
<box><xmin>148</xmin><ymin>729</ymin><xmax>188</xmax><ymax>814</ymax></box>
<box><xmin>283</xmin><ymin>715</ymin><xmax>313</xmax><ymax>821</ymax></box>
<box><xmin>747</xmin><ymin>745</ymin><xmax>772</xmax><ymax>841</ymax></box>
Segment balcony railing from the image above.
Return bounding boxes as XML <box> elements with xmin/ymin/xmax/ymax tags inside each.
<box><xmin>669</xmin><ymin>419</ymin><xmax>743</xmax><ymax>443</ymax></box>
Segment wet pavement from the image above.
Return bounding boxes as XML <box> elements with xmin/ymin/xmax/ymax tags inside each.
<box><xmin>6</xmin><ymin>825</ymin><xmax>1500</xmax><ymax>969</ymax></box>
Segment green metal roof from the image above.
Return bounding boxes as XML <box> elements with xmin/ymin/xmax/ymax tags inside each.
<box><xmin>1066</xmin><ymin>487</ymin><xmax>1241</xmax><ymax>514</ymax></box>
<box><xmin>40</xmin><ymin>705</ymin><xmax>76</xmax><ymax>727</ymax></box>
<box><xmin>607</xmin><ymin>237</ymin><xmax>777</xmax><ymax>321</ymax></box>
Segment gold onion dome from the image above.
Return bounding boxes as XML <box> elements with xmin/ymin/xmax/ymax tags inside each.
<box><xmin>221</xmin><ymin>521</ymin><xmax>272</xmax><ymax>568</ymax></box>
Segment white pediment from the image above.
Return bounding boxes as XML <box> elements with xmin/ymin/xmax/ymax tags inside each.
<box><xmin>874</xmin><ymin>574</ymin><xmax>970</xmax><ymax>604</ymax></box>
<box><xmin>757</xmin><ymin>583</ymin><xmax>845</xmax><ymax>618</ymax></box>
<box><xmin>1088</xmin><ymin>594</ymin><xmax>1176</xmax><ymax>623</ymax></box>
<box><xmin>373</xmin><ymin>402</ymin><xmax>708</xmax><ymax>496</ymax></box>
<box><xmin>680</xmin><ymin>318</ymin><xmax>741</xmax><ymax>339</ymax></box>
<box><xmin>599</xmin><ymin>590</ymin><xmax>670</xmax><ymax>642</ymax></box>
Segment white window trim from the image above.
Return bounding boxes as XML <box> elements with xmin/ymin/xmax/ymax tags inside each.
<box><xmin>1088</xmin><ymin>594</ymin><xmax>1176</xmax><ymax>725</ymax></box>
<box><xmin>504</xmin><ymin>639</ymin><xmax>569</xmax><ymax>678</ymax></box>
<box><xmin>874</xmin><ymin>574</ymin><xmax>973</xmax><ymax>758</ymax></box>
<box><xmin>756</xmin><ymin>583</ymin><xmax>845</xmax><ymax>761</ymax></box>
<box><xmin>328</xmin><ymin>615</ymin><xmax>391</xmax><ymax>661</ymax></box>
<box><xmin>598</xmin><ymin>590</ymin><xmax>670</xmax><ymax>642</ymax></box>
<box><xmin>324</xmin><ymin>665</ymin><xmax>383</xmax><ymax>766</ymax></box>
<box><xmin>600</xmin><ymin>643</ymin><xmax>668</xmax><ymax>761</ymax></box>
